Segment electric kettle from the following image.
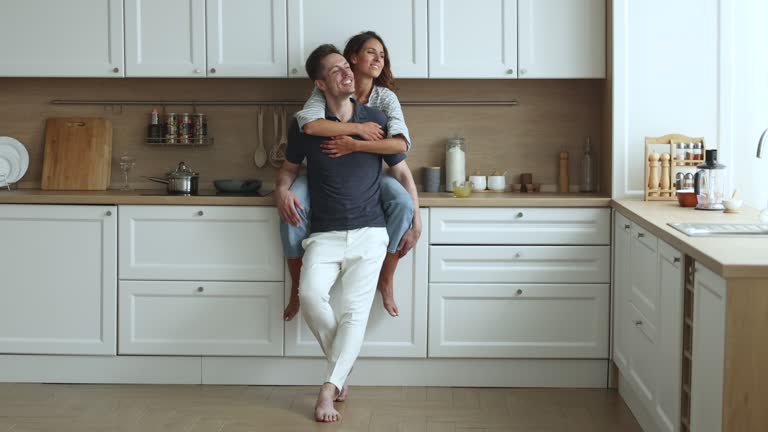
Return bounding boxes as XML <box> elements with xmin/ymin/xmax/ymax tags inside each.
<box><xmin>693</xmin><ymin>149</ymin><xmax>727</xmax><ymax>211</ymax></box>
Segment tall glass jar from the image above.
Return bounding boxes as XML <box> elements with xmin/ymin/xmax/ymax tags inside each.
<box><xmin>445</xmin><ymin>136</ymin><xmax>466</xmax><ymax>192</ymax></box>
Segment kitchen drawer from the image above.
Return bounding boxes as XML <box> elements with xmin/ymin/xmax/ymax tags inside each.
<box><xmin>119</xmin><ymin>206</ymin><xmax>283</xmax><ymax>281</ymax></box>
<box><xmin>119</xmin><ymin>280</ymin><xmax>283</xmax><ymax>356</ymax></box>
<box><xmin>429</xmin><ymin>246</ymin><xmax>610</xmax><ymax>283</ymax></box>
<box><xmin>430</xmin><ymin>208</ymin><xmax>610</xmax><ymax>245</ymax></box>
<box><xmin>428</xmin><ymin>283</ymin><xmax>609</xmax><ymax>358</ymax></box>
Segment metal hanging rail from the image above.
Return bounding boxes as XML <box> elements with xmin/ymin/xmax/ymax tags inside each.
<box><xmin>50</xmin><ymin>99</ymin><xmax>519</xmax><ymax>107</ymax></box>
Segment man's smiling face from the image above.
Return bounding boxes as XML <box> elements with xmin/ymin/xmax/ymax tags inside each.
<box><xmin>317</xmin><ymin>53</ymin><xmax>355</xmax><ymax>98</ymax></box>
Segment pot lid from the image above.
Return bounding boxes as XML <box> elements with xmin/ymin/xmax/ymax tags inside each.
<box><xmin>168</xmin><ymin>161</ymin><xmax>199</xmax><ymax>179</ymax></box>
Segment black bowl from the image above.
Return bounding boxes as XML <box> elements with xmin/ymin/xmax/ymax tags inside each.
<box><xmin>213</xmin><ymin>179</ymin><xmax>262</xmax><ymax>193</ymax></box>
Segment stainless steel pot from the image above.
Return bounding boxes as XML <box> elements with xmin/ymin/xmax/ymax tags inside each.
<box><xmin>147</xmin><ymin>161</ymin><xmax>200</xmax><ymax>195</ymax></box>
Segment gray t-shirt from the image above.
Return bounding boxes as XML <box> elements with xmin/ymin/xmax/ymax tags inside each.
<box><xmin>285</xmin><ymin>99</ymin><xmax>406</xmax><ymax>233</ymax></box>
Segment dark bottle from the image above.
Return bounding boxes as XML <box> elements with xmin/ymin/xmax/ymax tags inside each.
<box><xmin>147</xmin><ymin>108</ymin><xmax>162</xmax><ymax>143</ymax></box>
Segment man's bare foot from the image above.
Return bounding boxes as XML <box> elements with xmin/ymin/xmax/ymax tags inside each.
<box><xmin>377</xmin><ymin>277</ymin><xmax>399</xmax><ymax>317</ymax></box>
<box><xmin>314</xmin><ymin>383</ymin><xmax>341</xmax><ymax>422</ymax></box>
<box><xmin>335</xmin><ymin>384</ymin><xmax>349</xmax><ymax>402</ymax></box>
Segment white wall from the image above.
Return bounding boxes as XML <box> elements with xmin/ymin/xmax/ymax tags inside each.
<box><xmin>612</xmin><ymin>0</ymin><xmax>720</xmax><ymax>198</ymax></box>
<box><xmin>723</xmin><ymin>0</ymin><xmax>768</xmax><ymax>210</ymax></box>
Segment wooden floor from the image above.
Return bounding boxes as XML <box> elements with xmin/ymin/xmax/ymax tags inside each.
<box><xmin>0</xmin><ymin>384</ymin><xmax>643</xmax><ymax>432</ymax></box>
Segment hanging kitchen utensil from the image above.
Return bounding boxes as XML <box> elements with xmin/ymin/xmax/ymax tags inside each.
<box><xmin>269</xmin><ymin>107</ymin><xmax>282</xmax><ymax>168</ymax></box>
<box><xmin>253</xmin><ymin>107</ymin><xmax>267</xmax><ymax>168</ymax></box>
<box><xmin>276</xmin><ymin>107</ymin><xmax>288</xmax><ymax>160</ymax></box>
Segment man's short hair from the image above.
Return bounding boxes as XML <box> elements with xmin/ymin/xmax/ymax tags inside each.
<box><xmin>305</xmin><ymin>44</ymin><xmax>342</xmax><ymax>81</ymax></box>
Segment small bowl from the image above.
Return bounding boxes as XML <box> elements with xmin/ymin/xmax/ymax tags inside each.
<box><xmin>677</xmin><ymin>191</ymin><xmax>697</xmax><ymax>207</ymax></box>
<box><xmin>722</xmin><ymin>199</ymin><xmax>743</xmax><ymax>212</ymax></box>
<box><xmin>452</xmin><ymin>181</ymin><xmax>473</xmax><ymax>198</ymax></box>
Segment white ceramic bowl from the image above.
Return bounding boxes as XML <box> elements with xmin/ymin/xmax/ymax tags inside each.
<box><xmin>487</xmin><ymin>175</ymin><xmax>506</xmax><ymax>191</ymax></box>
<box><xmin>469</xmin><ymin>175</ymin><xmax>487</xmax><ymax>191</ymax></box>
<box><xmin>722</xmin><ymin>199</ymin><xmax>743</xmax><ymax>211</ymax></box>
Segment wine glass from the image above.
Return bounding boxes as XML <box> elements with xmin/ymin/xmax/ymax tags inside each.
<box><xmin>118</xmin><ymin>153</ymin><xmax>136</xmax><ymax>191</ymax></box>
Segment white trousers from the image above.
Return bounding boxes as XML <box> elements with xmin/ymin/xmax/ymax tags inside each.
<box><xmin>299</xmin><ymin>227</ymin><xmax>389</xmax><ymax>391</ymax></box>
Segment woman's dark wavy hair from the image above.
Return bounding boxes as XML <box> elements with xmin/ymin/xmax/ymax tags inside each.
<box><xmin>343</xmin><ymin>31</ymin><xmax>397</xmax><ymax>92</ymax></box>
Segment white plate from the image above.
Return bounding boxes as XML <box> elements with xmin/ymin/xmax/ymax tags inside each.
<box><xmin>0</xmin><ymin>149</ymin><xmax>20</xmax><ymax>187</ymax></box>
<box><xmin>0</xmin><ymin>136</ymin><xmax>29</xmax><ymax>183</ymax></box>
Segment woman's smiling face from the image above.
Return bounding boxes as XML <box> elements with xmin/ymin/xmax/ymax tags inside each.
<box><xmin>351</xmin><ymin>38</ymin><xmax>385</xmax><ymax>79</ymax></box>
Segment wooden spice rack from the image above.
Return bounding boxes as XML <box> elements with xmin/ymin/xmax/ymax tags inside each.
<box><xmin>644</xmin><ymin>134</ymin><xmax>706</xmax><ymax>201</ymax></box>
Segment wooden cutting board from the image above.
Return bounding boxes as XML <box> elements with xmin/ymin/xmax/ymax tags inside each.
<box><xmin>41</xmin><ymin>118</ymin><xmax>113</xmax><ymax>190</ymax></box>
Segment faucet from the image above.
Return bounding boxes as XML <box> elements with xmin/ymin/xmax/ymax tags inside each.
<box><xmin>758</xmin><ymin>128</ymin><xmax>768</xmax><ymax>158</ymax></box>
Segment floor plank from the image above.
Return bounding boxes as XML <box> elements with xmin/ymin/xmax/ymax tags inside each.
<box><xmin>0</xmin><ymin>384</ymin><xmax>643</xmax><ymax>432</ymax></box>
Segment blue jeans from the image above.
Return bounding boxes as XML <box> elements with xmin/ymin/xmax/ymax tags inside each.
<box><xmin>280</xmin><ymin>175</ymin><xmax>414</xmax><ymax>258</ymax></box>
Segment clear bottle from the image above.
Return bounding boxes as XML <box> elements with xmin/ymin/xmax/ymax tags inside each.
<box><xmin>580</xmin><ymin>137</ymin><xmax>596</xmax><ymax>192</ymax></box>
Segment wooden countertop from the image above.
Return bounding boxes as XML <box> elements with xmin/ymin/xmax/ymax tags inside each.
<box><xmin>612</xmin><ymin>199</ymin><xmax>768</xmax><ymax>279</ymax></box>
<box><xmin>0</xmin><ymin>189</ymin><xmax>612</xmax><ymax>207</ymax></box>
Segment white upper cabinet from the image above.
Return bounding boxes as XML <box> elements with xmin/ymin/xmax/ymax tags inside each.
<box><xmin>0</xmin><ymin>0</ymin><xmax>124</xmax><ymax>77</ymax></box>
<box><xmin>206</xmin><ymin>0</ymin><xmax>287</xmax><ymax>77</ymax></box>
<box><xmin>287</xmin><ymin>0</ymin><xmax>428</xmax><ymax>78</ymax></box>
<box><xmin>125</xmin><ymin>0</ymin><xmax>207</xmax><ymax>77</ymax></box>
<box><xmin>518</xmin><ymin>0</ymin><xmax>605</xmax><ymax>78</ymax></box>
<box><xmin>428</xmin><ymin>0</ymin><xmax>517</xmax><ymax>78</ymax></box>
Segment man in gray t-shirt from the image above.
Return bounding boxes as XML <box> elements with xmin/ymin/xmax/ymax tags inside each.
<box><xmin>275</xmin><ymin>44</ymin><xmax>416</xmax><ymax>423</ymax></box>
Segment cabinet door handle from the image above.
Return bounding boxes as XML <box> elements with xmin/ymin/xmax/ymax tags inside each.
<box><xmin>624</xmin><ymin>224</ymin><xmax>631</xmax><ymax>230</ymax></box>
<box><xmin>506</xmin><ymin>69</ymin><xmax>515</xmax><ymax>75</ymax></box>
<box><xmin>112</xmin><ymin>67</ymin><xmax>120</xmax><ymax>73</ymax></box>
<box><xmin>291</xmin><ymin>68</ymin><xmax>298</xmax><ymax>74</ymax></box>
<box><xmin>210</xmin><ymin>67</ymin><xmax>217</xmax><ymax>74</ymax></box>
<box><xmin>194</xmin><ymin>68</ymin><xmax>202</xmax><ymax>74</ymax></box>
<box><xmin>516</xmin><ymin>212</ymin><xmax>524</xmax><ymax>219</ymax></box>
<box><xmin>519</xmin><ymin>68</ymin><xmax>527</xmax><ymax>75</ymax></box>
<box><xmin>634</xmin><ymin>320</ymin><xmax>642</xmax><ymax>326</ymax></box>
<box><xmin>637</xmin><ymin>232</ymin><xmax>645</xmax><ymax>238</ymax></box>
<box><xmin>514</xmin><ymin>252</ymin><xmax>522</xmax><ymax>259</ymax></box>
<box><xmin>197</xmin><ymin>286</ymin><xmax>204</xmax><ymax>292</ymax></box>
<box><xmin>673</xmin><ymin>257</ymin><xmax>681</xmax><ymax>263</ymax></box>
<box><xmin>515</xmin><ymin>289</ymin><xmax>523</xmax><ymax>296</ymax></box>
<box><xmin>105</xmin><ymin>210</ymin><xmax>112</xmax><ymax>216</ymax></box>
<box><xmin>197</xmin><ymin>210</ymin><xmax>204</xmax><ymax>216</ymax></box>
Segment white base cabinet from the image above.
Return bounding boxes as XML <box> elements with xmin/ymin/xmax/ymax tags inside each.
<box><xmin>429</xmin><ymin>283</ymin><xmax>609</xmax><ymax>358</ymax></box>
<box><xmin>119</xmin><ymin>206</ymin><xmax>283</xmax><ymax>281</ymax></box>
<box><xmin>284</xmin><ymin>209</ymin><xmax>428</xmax><ymax>358</ymax></box>
<box><xmin>690</xmin><ymin>263</ymin><xmax>726</xmax><ymax>432</ymax></box>
<box><xmin>118</xmin><ymin>205</ymin><xmax>284</xmax><ymax>356</ymax></box>
<box><xmin>0</xmin><ymin>205</ymin><xmax>117</xmax><ymax>355</ymax></box>
<box><xmin>119</xmin><ymin>280</ymin><xmax>283</xmax><ymax>355</ymax></box>
<box><xmin>614</xmin><ymin>210</ymin><xmax>684</xmax><ymax>432</ymax></box>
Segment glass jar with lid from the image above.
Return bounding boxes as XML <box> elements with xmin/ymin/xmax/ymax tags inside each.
<box><xmin>445</xmin><ymin>136</ymin><xmax>466</xmax><ymax>191</ymax></box>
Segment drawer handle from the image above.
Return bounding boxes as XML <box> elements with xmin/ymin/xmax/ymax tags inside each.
<box><xmin>197</xmin><ymin>286</ymin><xmax>204</xmax><ymax>292</ymax></box>
<box><xmin>637</xmin><ymin>232</ymin><xmax>645</xmax><ymax>238</ymax></box>
<box><xmin>673</xmin><ymin>257</ymin><xmax>681</xmax><ymax>263</ymax></box>
<box><xmin>197</xmin><ymin>210</ymin><xmax>204</xmax><ymax>216</ymax></box>
<box><xmin>624</xmin><ymin>224</ymin><xmax>630</xmax><ymax>230</ymax></box>
<box><xmin>514</xmin><ymin>252</ymin><xmax>522</xmax><ymax>259</ymax></box>
<box><xmin>634</xmin><ymin>320</ymin><xmax>642</xmax><ymax>326</ymax></box>
<box><xmin>516</xmin><ymin>212</ymin><xmax>524</xmax><ymax>219</ymax></box>
<box><xmin>515</xmin><ymin>289</ymin><xmax>523</xmax><ymax>296</ymax></box>
<box><xmin>105</xmin><ymin>210</ymin><xmax>112</xmax><ymax>216</ymax></box>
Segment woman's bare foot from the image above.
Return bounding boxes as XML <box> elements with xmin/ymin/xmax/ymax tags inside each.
<box><xmin>335</xmin><ymin>384</ymin><xmax>349</xmax><ymax>402</ymax></box>
<box><xmin>314</xmin><ymin>383</ymin><xmax>341</xmax><ymax>422</ymax></box>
